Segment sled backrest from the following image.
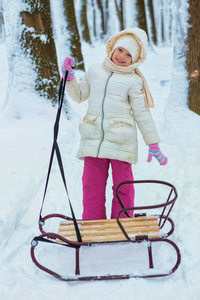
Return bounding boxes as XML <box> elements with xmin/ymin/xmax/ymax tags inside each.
<box><xmin>116</xmin><ymin>180</ymin><xmax>178</xmax><ymax>238</ymax></box>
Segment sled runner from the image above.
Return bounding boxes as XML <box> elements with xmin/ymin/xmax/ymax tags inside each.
<box><xmin>30</xmin><ymin>73</ymin><xmax>181</xmax><ymax>281</ymax></box>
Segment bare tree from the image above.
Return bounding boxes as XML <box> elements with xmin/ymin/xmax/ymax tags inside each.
<box><xmin>63</xmin><ymin>0</ymin><xmax>84</xmax><ymax>70</ymax></box>
<box><xmin>186</xmin><ymin>0</ymin><xmax>200</xmax><ymax>115</ymax></box>
<box><xmin>114</xmin><ymin>0</ymin><xmax>124</xmax><ymax>31</ymax></box>
<box><xmin>137</xmin><ymin>0</ymin><xmax>173</xmax><ymax>46</ymax></box>
<box><xmin>136</xmin><ymin>0</ymin><xmax>148</xmax><ymax>34</ymax></box>
<box><xmin>165</xmin><ymin>0</ymin><xmax>188</xmax><ymax>113</ymax></box>
<box><xmin>144</xmin><ymin>0</ymin><xmax>155</xmax><ymax>47</ymax></box>
<box><xmin>96</xmin><ymin>0</ymin><xmax>105</xmax><ymax>36</ymax></box>
<box><xmin>96</xmin><ymin>0</ymin><xmax>110</xmax><ymax>37</ymax></box>
<box><xmin>147</xmin><ymin>0</ymin><xmax>156</xmax><ymax>44</ymax></box>
<box><xmin>0</xmin><ymin>0</ymin><xmax>4</xmax><ymax>42</ymax></box>
<box><xmin>91</xmin><ymin>0</ymin><xmax>97</xmax><ymax>38</ymax></box>
<box><xmin>21</xmin><ymin>0</ymin><xmax>60</xmax><ymax>102</ymax></box>
<box><xmin>80</xmin><ymin>0</ymin><xmax>91</xmax><ymax>43</ymax></box>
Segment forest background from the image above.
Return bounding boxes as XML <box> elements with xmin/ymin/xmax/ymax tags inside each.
<box><xmin>0</xmin><ymin>0</ymin><xmax>199</xmax><ymax>114</ymax></box>
<box><xmin>0</xmin><ymin>1</ymin><xmax>200</xmax><ymax>299</ymax></box>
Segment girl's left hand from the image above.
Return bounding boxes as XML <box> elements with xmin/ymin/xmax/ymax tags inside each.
<box><xmin>147</xmin><ymin>143</ymin><xmax>168</xmax><ymax>165</ymax></box>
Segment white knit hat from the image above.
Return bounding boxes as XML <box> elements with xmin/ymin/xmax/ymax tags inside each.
<box><xmin>111</xmin><ymin>35</ymin><xmax>141</xmax><ymax>63</ymax></box>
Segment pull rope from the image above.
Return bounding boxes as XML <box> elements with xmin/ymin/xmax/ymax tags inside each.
<box><xmin>39</xmin><ymin>71</ymin><xmax>82</xmax><ymax>243</ymax></box>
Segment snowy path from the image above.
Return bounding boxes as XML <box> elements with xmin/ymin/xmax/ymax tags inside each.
<box><xmin>0</xmin><ymin>42</ymin><xmax>200</xmax><ymax>299</ymax></box>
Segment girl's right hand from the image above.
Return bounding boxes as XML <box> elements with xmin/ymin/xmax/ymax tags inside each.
<box><xmin>61</xmin><ymin>57</ymin><xmax>75</xmax><ymax>80</ymax></box>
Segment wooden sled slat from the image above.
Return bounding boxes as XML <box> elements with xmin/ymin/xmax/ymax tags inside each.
<box><xmin>59</xmin><ymin>225</ymin><xmax>159</xmax><ymax>236</ymax></box>
<box><xmin>57</xmin><ymin>216</ymin><xmax>161</xmax><ymax>243</ymax></box>
<box><xmin>58</xmin><ymin>223</ymin><xmax>158</xmax><ymax>233</ymax></box>
<box><xmin>60</xmin><ymin>215</ymin><xmax>158</xmax><ymax>226</ymax></box>
<box><xmin>59</xmin><ymin>217</ymin><xmax>159</xmax><ymax>232</ymax></box>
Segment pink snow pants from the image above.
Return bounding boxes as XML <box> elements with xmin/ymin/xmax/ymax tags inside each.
<box><xmin>82</xmin><ymin>157</ymin><xmax>135</xmax><ymax>220</ymax></box>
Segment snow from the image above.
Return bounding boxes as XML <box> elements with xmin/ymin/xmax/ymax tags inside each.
<box><xmin>1</xmin><ymin>10</ymin><xmax>200</xmax><ymax>300</ymax></box>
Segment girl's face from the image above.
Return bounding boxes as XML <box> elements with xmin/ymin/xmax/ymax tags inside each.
<box><xmin>111</xmin><ymin>47</ymin><xmax>132</xmax><ymax>67</ymax></box>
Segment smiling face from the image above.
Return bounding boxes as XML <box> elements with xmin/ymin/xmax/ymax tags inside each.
<box><xmin>111</xmin><ymin>47</ymin><xmax>132</xmax><ymax>67</ymax></box>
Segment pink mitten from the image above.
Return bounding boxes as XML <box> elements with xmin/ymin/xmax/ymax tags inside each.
<box><xmin>147</xmin><ymin>143</ymin><xmax>168</xmax><ymax>165</ymax></box>
<box><xmin>61</xmin><ymin>57</ymin><xmax>75</xmax><ymax>80</ymax></box>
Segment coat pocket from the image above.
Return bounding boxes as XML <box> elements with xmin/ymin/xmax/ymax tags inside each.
<box><xmin>106</xmin><ymin>118</ymin><xmax>135</xmax><ymax>144</ymax></box>
<box><xmin>79</xmin><ymin>115</ymin><xmax>100</xmax><ymax>140</ymax></box>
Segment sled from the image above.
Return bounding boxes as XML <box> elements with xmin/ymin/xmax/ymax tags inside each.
<box><xmin>31</xmin><ymin>180</ymin><xmax>181</xmax><ymax>281</ymax></box>
<box><xmin>30</xmin><ymin>74</ymin><xmax>181</xmax><ymax>281</ymax></box>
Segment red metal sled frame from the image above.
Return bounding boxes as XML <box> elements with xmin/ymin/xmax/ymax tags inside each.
<box><xmin>31</xmin><ymin>180</ymin><xmax>181</xmax><ymax>281</ymax></box>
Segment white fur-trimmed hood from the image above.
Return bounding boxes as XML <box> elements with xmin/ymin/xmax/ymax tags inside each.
<box><xmin>105</xmin><ymin>28</ymin><xmax>148</xmax><ymax>69</ymax></box>
<box><xmin>104</xmin><ymin>28</ymin><xmax>154</xmax><ymax>108</ymax></box>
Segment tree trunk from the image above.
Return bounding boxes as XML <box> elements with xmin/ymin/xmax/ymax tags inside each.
<box><xmin>148</xmin><ymin>0</ymin><xmax>156</xmax><ymax>44</ymax></box>
<box><xmin>0</xmin><ymin>0</ymin><xmax>4</xmax><ymax>42</ymax></box>
<box><xmin>162</xmin><ymin>0</ymin><xmax>171</xmax><ymax>45</ymax></box>
<box><xmin>152</xmin><ymin>0</ymin><xmax>163</xmax><ymax>46</ymax></box>
<box><xmin>21</xmin><ymin>0</ymin><xmax>60</xmax><ymax>103</ymax></box>
<box><xmin>186</xmin><ymin>0</ymin><xmax>200</xmax><ymax>115</ymax></box>
<box><xmin>81</xmin><ymin>0</ymin><xmax>91</xmax><ymax>43</ymax></box>
<box><xmin>63</xmin><ymin>0</ymin><xmax>84</xmax><ymax>70</ymax></box>
<box><xmin>136</xmin><ymin>0</ymin><xmax>148</xmax><ymax>34</ymax></box>
<box><xmin>96</xmin><ymin>0</ymin><xmax>106</xmax><ymax>37</ymax></box>
<box><xmin>105</xmin><ymin>0</ymin><xmax>109</xmax><ymax>34</ymax></box>
<box><xmin>91</xmin><ymin>0</ymin><xmax>97</xmax><ymax>38</ymax></box>
<box><xmin>114</xmin><ymin>0</ymin><xmax>124</xmax><ymax>31</ymax></box>
<box><xmin>144</xmin><ymin>0</ymin><xmax>155</xmax><ymax>47</ymax></box>
<box><xmin>166</xmin><ymin>0</ymin><xmax>188</xmax><ymax>112</ymax></box>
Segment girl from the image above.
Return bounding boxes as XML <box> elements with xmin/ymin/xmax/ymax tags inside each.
<box><xmin>61</xmin><ymin>28</ymin><xmax>168</xmax><ymax>220</ymax></box>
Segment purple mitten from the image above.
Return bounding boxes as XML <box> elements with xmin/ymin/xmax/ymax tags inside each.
<box><xmin>61</xmin><ymin>57</ymin><xmax>75</xmax><ymax>80</ymax></box>
<box><xmin>147</xmin><ymin>143</ymin><xmax>168</xmax><ymax>165</ymax></box>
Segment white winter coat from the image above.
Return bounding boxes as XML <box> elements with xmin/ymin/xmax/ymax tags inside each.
<box><xmin>65</xmin><ymin>28</ymin><xmax>160</xmax><ymax>164</ymax></box>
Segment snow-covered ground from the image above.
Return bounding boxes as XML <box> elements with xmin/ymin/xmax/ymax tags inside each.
<box><xmin>0</xmin><ymin>37</ymin><xmax>200</xmax><ymax>300</ymax></box>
